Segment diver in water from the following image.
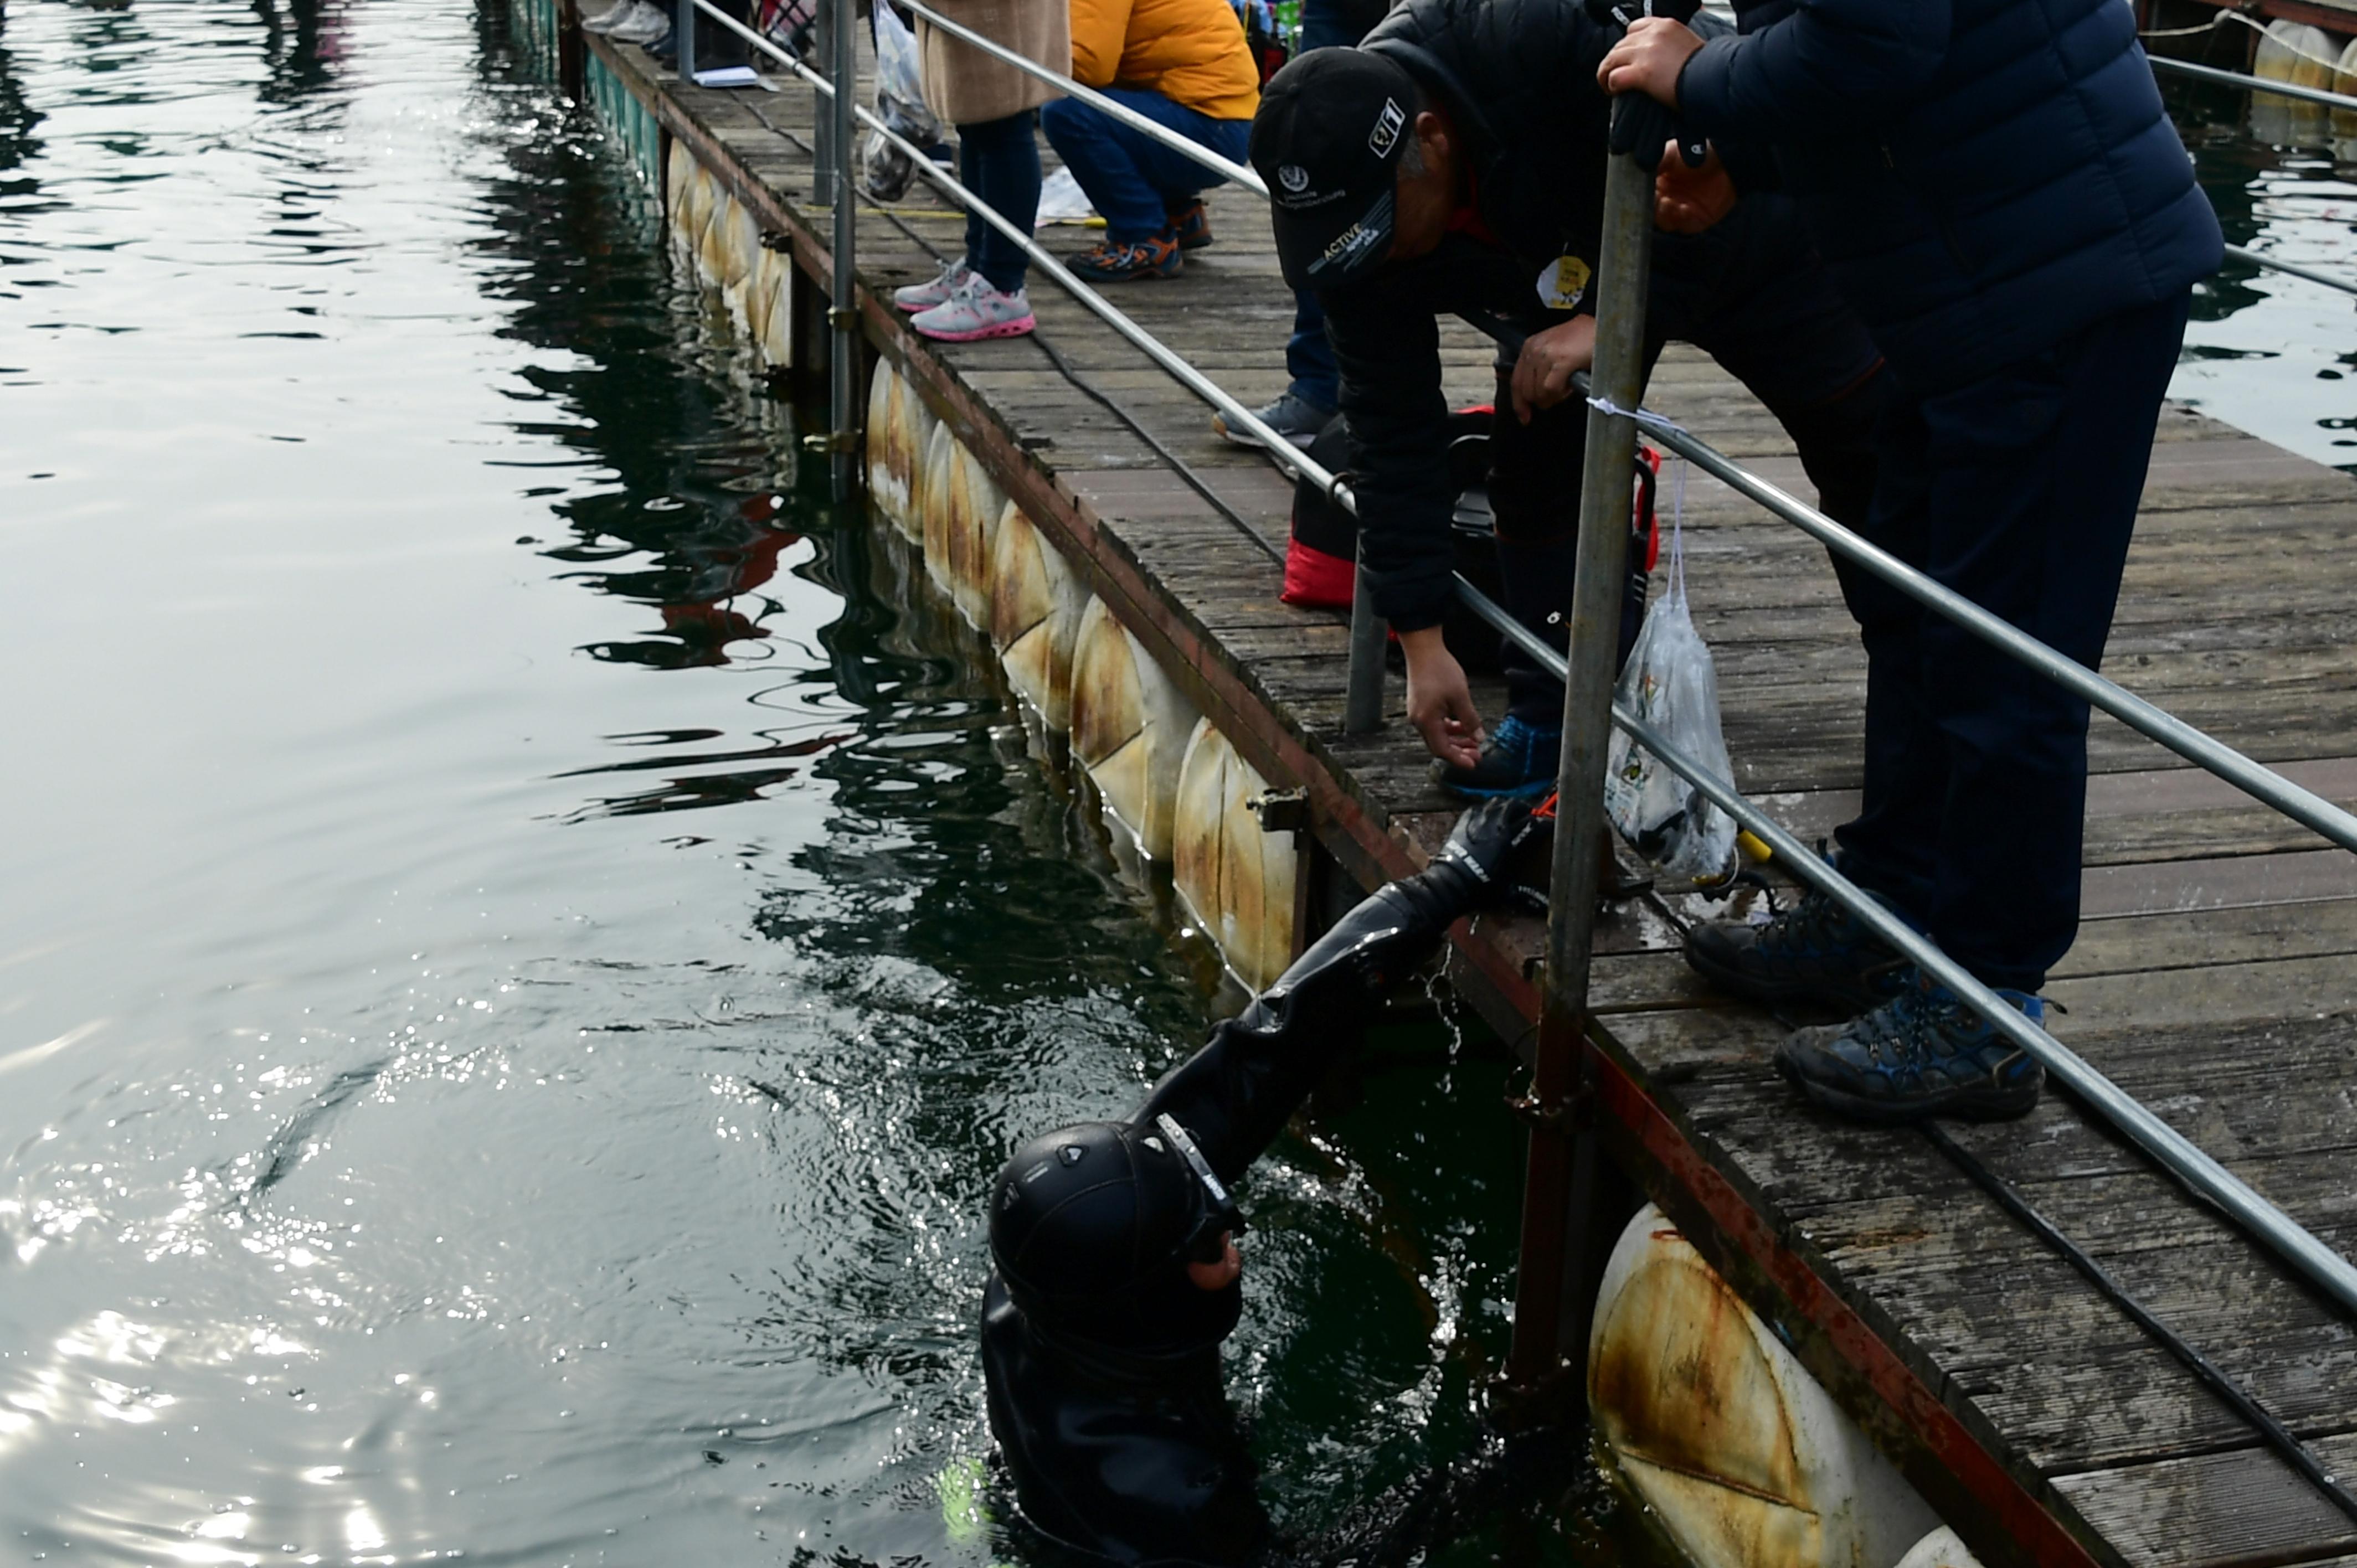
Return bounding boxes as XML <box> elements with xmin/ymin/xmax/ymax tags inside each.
<box><xmin>980</xmin><ymin>798</ymin><xmax>1545</xmax><ymax>1566</ymax></box>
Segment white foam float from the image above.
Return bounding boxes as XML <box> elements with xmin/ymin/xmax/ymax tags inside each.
<box><xmin>2334</xmin><ymin>35</ymin><xmax>2357</xmax><ymax>137</ymax></box>
<box><xmin>2253</xmin><ymin>21</ymin><xmax>2333</xmax><ymax>143</ymax></box>
<box><xmin>698</xmin><ymin>190</ymin><xmax>738</xmax><ymax>290</ymax></box>
<box><xmin>1893</xmin><ymin>1528</ymin><xmax>1984</xmax><ymax>1568</ymax></box>
<box><xmin>991</xmin><ymin>501</ymin><xmax>1090</xmax><ymax>733</ymax></box>
<box><xmin>758</xmin><ymin>246</ymin><xmax>793</xmax><ymax>364</ymax></box>
<box><xmin>866</xmin><ymin>357</ymin><xmax>899</xmax><ymax>503</ymax></box>
<box><xmin>919</xmin><ymin>421</ymin><xmax>958</xmax><ymax>592</ymax></box>
<box><xmin>944</xmin><ymin>445</ymin><xmax>1007</xmax><ymax>629</ymax></box>
<box><xmin>720</xmin><ymin>198</ymin><xmax>761</xmax><ymax>315</ymax></box>
<box><xmin>676</xmin><ymin>162</ymin><xmax>714</xmax><ymax>266</ymax></box>
<box><xmin>665</xmin><ymin>140</ymin><xmax>693</xmax><ymax>231</ymax></box>
<box><xmin>1589</xmin><ymin>1204</ymin><xmax>1939</xmax><ymax>1568</ymax></box>
<box><xmin>745</xmin><ymin>242</ymin><xmax>784</xmax><ymax>362</ymax></box>
<box><xmin>886</xmin><ymin>377</ymin><xmax>938</xmax><ymax>543</ymax></box>
<box><xmin>1071</xmin><ymin>596</ymin><xmax>1202</xmax><ymax>861</ymax></box>
<box><xmin>1172</xmin><ymin>719</ymin><xmax>1298</xmax><ymax>991</ymax></box>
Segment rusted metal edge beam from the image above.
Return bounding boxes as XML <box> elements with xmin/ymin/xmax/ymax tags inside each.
<box><xmin>1582</xmin><ymin>1022</ymin><xmax>2118</xmax><ymax>1568</ymax></box>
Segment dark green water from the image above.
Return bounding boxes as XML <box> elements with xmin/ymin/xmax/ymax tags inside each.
<box><xmin>0</xmin><ymin>3</ymin><xmax>1604</xmax><ymax>1563</ymax></box>
<box><xmin>1</xmin><ymin>4</ymin><xmax>2348</xmax><ymax>1565</ymax></box>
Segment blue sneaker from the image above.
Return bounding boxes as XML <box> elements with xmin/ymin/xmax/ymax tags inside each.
<box><xmin>1776</xmin><ymin>968</ymin><xmax>2046</xmax><ymax>1124</ymax></box>
<box><xmin>1437</xmin><ymin>714</ymin><xmax>1559</xmax><ymax>800</ymax></box>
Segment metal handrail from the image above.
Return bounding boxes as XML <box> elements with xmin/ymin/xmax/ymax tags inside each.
<box><xmin>668</xmin><ymin>0</ymin><xmax>2357</xmax><ymax>1313</ymax></box>
<box><xmin>2152</xmin><ymin>53</ymin><xmax>2357</xmax><ymax>114</ymax></box>
<box><xmin>686</xmin><ymin>0</ymin><xmax>1346</xmax><ymax>489</ymax></box>
<box><xmin>2225</xmin><ymin>241</ymin><xmax>2357</xmax><ymax>297</ymax></box>
<box><xmin>1451</xmin><ymin>575</ymin><xmax>2357</xmax><ymax>1319</ymax></box>
<box><xmin>1577</xmin><ymin>382</ymin><xmax>2357</xmax><ymax>858</ymax></box>
<box><xmin>893</xmin><ymin>0</ymin><xmax>1267</xmax><ymax>195</ymax></box>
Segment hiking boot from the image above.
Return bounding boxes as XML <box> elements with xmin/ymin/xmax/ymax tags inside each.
<box><xmin>894</xmin><ymin>257</ymin><xmax>972</xmax><ymax>313</ymax></box>
<box><xmin>1685</xmin><ymin>881</ymin><xmax>1907</xmax><ymax>1014</ymax></box>
<box><xmin>1072</xmin><ymin>230</ymin><xmax>1181</xmax><ymax>281</ymax></box>
<box><xmin>1213</xmin><ymin>389</ymin><xmax>1335</xmax><ymax>450</ymax></box>
<box><xmin>910</xmin><ymin>273</ymin><xmax>1035</xmax><ymax>342</ymax></box>
<box><xmin>1436</xmin><ymin>714</ymin><xmax>1558</xmax><ymax>800</ymax></box>
<box><xmin>1167</xmin><ymin>200</ymin><xmax>1213</xmax><ymax>250</ymax></box>
<box><xmin>1776</xmin><ymin>969</ymin><xmax>2047</xmax><ymax>1124</ymax></box>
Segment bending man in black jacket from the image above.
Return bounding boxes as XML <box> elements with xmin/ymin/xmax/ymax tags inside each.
<box><xmin>1248</xmin><ymin>0</ymin><xmax>1890</xmax><ymax>800</ymax></box>
<box><xmin>980</xmin><ymin>800</ymin><xmax>1540</xmax><ymax>1566</ymax></box>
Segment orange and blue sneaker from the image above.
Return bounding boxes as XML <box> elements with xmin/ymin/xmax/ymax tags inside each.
<box><xmin>1775</xmin><ymin>967</ymin><xmax>2046</xmax><ymax>1123</ymax></box>
<box><xmin>1166</xmin><ymin>200</ymin><xmax>1213</xmax><ymax>251</ymax></box>
<box><xmin>1073</xmin><ymin>230</ymin><xmax>1182</xmax><ymax>281</ymax></box>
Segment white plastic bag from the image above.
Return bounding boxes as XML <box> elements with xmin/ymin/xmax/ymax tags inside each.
<box><xmin>1603</xmin><ymin>467</ymin><xmax>1737</xmax><ymax>888</ymax></box>
<box><xmin>872</xmin><ymin>3</ymin><xmax>940</xmax><ymax>144</ymax></box>
<box><xmin>861</xmin><ymin>4</ymin><xmax>941</xmax><ymax>199</ymax></box>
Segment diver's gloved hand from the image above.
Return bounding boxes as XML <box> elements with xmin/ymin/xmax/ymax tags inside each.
<box><xmin>1425</xmin><ymin>798</ymin><xmax>1552</xmax><ymax>915</ymax></box>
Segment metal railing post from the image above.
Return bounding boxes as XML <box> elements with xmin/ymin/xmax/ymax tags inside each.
<box><xmin>1504</xmin><ymin>125</ymin><xmax>1654</xmax><ymax>1391</ymax></box>
<box><xmin>827</xmin><ymin>0</ymin><xmax>859</xmax><ymax>498</ymax></box>
<box><xmin>674</xmin><ymin>0</ymin><xmax>695</xmax><ymax>77</ymax></box>
<box><xmin>1345</xmin><ymin>548</ymin><xmax>1385</xmax><ymax>734</ymax></box>
<box><xmin>811</xmin><ymin>0</ymin><xmax>837</xmax><ymax>205</ymax></box>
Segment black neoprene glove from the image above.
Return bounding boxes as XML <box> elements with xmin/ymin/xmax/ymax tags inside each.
<box><xmin>1421</xmin><ymin>798</ymin><xmax>1552</xmax><ymax>917</ymax></box>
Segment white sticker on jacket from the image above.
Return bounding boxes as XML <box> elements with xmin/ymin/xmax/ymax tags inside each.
<box><xmin>1537</xmin><ymin>254</ymin><xmax>1593</xmax><ymax>311</ymax></box>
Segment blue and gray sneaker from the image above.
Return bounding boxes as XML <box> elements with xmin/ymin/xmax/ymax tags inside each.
<box><xmin>1436</xmin><ymin>714</ymin><xmax>1560</xmax><ymax>800</ymax></box>
<box><xmin>1684</xmin><ymin>883</ymin><xmax>1907</xmax><ymax>1014</ymax></box>
<box><xmin>1776</xmin><ymin>968</ymin><xmax>2046</xmax><ymax>1124</ymax></box>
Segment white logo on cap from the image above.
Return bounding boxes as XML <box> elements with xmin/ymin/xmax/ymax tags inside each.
<box><xmin>1278</xmin><ymin>163</ymin><xmax>1310</xmax><ymax>194</ymax></box>
<box><xmin>1368</xmin><ymin>97</ymin><xmax>1404</xmax><ymax>157</ymax></box>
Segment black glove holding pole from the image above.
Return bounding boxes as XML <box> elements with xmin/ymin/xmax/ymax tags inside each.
<box><xmin>979</xmin><ymin>799</ymin><xmax>1551</xmax><ymax>1566</ymax></box>
<box><xmin>1588</xmin><ymin>0</ymin><xmax>1711</xmax><ymax>172</ymax></box>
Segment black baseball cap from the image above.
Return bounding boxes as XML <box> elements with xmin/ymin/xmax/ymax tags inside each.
<box><xmin>1250</xmin><ymin>48</ymin><xmax>1421</xmax><ymax>293</ymax></box>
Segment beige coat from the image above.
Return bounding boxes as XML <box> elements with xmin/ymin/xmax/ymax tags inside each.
<box><xmin>917</xmin><ymin>0</ymin><xmax>1068</xmax><ymax>126</ymax></box>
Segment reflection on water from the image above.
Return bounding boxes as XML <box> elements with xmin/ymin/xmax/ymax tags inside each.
<box><xmin>2171</xmin><ymin>78</ymin><xmax>2357</xmax><ymax>471</ymax></box>
<box><xmin>3</xmin><ymin>3</ymin><xmax>2348</xmax><ymax>1563</ymax></box>
<box><xmin>0</xmin><ymin>2</ymin><xmax>1576</xmax><ymax>1564</ymax></box>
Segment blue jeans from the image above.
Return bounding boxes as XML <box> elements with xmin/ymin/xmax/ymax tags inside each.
<box><xmin>959</xmin><ymin>111</ymin><xmax>1041</xmax><ymax>296</ymax></box>
<box><xmin>1282</xmin><ymin>0</ymin><xmax>1363</xmax><ymax>409</ymax></box>
<box><xmin>1038</xmin><ymin>90</ymin><xmax>1250</xmax><ymax>243</ymax></box>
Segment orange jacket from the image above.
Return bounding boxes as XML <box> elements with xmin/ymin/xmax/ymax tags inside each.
<box><xmin>1069</xmin><ymin>0</ymin><xmax>1260</xmax><ymax>121</ymax></box>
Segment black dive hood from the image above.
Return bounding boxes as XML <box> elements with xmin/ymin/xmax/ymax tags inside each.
<box><xmin>988</xmin><ymin>1120</ymin><xmax>1244</xmax><ymax>1356</ymax></box>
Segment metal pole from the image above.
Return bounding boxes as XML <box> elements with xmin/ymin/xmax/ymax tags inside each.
<box><xmin>675</xmin><ymin>0</ymin><xmax>695</xmax><ymax>78</ymax></box>
<box><xmin>827</xmin><ymin>0</ymin><xmax>859</xmax><ymax>498</ymax></box>
<box><xmin>2224</xmin><ymin>243</ymin><xmax>2357</xmax><ymax>298</ymax></box>
<box><xmin>1344</xmin><ymin>549</ymin><xmax>1385</xmax><ymax>733</ymax></box>
<box><xmin>811</xmin><ymin>0</ymin><xmax>836</xmax><ymax>206</ymax></box>
<box><xmin>2149</xmin><ymin>53</ymin><xmax>2357</xmax><ymax>113</ymax></box>
<box><xmin>1504</xmin><ymin>127</ymin><xmax>1653</xmax><ymax>1390</ymax></box>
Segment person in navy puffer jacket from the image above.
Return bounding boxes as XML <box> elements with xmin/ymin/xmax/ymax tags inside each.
<box><xmin>1598</xmin><ymin>0</ymin><xmax>2221</xmax><ymax>1126</ymax></box>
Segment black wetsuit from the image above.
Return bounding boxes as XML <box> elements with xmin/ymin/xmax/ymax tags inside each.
<box><xmin>980</xmin><ymin>854</ymin><xmax>1497</xmax><ymax>1566</ymax></box>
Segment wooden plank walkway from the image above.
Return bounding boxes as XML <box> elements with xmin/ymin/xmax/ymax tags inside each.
<box><xmin>578</xmin><ymin>22</ymin><xmax>2357</xmax><ymax>1568</ymax></box>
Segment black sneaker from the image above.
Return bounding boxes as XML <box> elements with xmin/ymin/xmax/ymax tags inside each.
<box><xmin>1776</xmin><ymin>969</ymin><xmax>2046</xmax><ymax>1124</ymax></box>
<box><xmin>1436</xmin><ymin>714</ymin><xmax>1559</xmax><ymax>800</ymax></box>
<box><xmin>1684</xmin><ymin>882</ymin><xmax>1906</xmax><ymax>1014</ymax></box>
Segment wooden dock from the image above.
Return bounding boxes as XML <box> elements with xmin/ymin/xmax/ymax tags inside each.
<box><xmin>560</xmin><ymin>18</ymin><xmax>2357</xmax><ymax>1568</ymax></box>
